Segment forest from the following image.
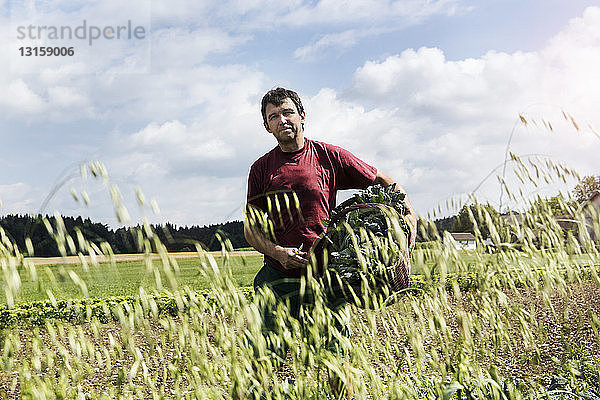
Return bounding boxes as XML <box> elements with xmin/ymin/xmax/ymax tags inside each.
<box><xmin>0</xmin><ymin>214</ymin><xmax>248</xmax><ymax>256</ymax></box>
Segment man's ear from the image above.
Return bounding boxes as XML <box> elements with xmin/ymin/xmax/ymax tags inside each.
<box><xmin>300</xmin><ymin>111</ymin><xmax>306</xmax><ymax>131</ymax></box>
<box><xmin>264</xmin><ymin>122</ymin><xmax>272</xmax><ymax>133</ymax></box>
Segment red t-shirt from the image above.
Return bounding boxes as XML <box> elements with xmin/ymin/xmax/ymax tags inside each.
<box><xmin>247</xmin><ymin>138</ymin><xmax>377</xmax><ymax>276</ymax></box>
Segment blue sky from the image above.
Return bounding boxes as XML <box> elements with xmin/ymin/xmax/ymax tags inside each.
<box><xmin>1</xmin><ymin>0</ymin><xmax>599</xmax><ymax>228</ymax></box>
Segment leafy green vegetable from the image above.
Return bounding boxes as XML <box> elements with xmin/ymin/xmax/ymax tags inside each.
<box><xmin>315</xmin><ymin>184</ymin><xmax>412</xmax><ymax>305</ymax></box>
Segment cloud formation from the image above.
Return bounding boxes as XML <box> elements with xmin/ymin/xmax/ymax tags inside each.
<box><xmin>150</xmin><ymin>0</ymin><xmax>462</xmax><ymax>30</ymax></box>
<box><xmin>1</xmin><ymin>2</ymin><xmax>599</xmax><ymax>228</ymax></box>
<box><xmin>291</xmin><ymin>0</ymin><xmax>464</xmax><ymax>60</ymax></box>
<box><xmin>336</xmin><ymin>7</ymin><xmax>600</xmax><ymax>211</ymax></box>
<box><xmin>0</xmin><ymin>183</ymin><xmax>36</xmax><ymax>215</ymax></box>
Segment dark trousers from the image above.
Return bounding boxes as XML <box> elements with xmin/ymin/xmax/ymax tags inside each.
<box><xmin>252</xmin><ymin>263</ymin><xmax>350</xmax><ymax>363</ymax></box>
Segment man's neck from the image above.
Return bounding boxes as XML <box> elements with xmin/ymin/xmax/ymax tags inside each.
<box><xmin>278</xmin><ymin>136</ymin><xmax>305</xmax><ymax>153</ymax></box>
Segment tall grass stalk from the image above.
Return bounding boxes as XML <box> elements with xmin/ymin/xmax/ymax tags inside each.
<box><xmin>0</xmin><ymin>158</ymin><xmax>599</xmax><ymax>399</ymax></box>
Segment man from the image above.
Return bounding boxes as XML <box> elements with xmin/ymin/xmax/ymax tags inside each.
<box><xmin>244</xmin><ymin>87</ymin><xmax>417</xmax><ymax>398</ymax></box>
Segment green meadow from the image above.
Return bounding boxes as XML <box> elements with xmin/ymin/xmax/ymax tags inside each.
<box><xmin>5</xmin><ymin>247</ymin><xmax>494</xmax><ymax>305</ymax></box>
<box><xmin>6</xmin><ymin>246</ymin><xmax>596</xmax><ymax>305</ymax></box>
<box><xmin>1</xmin><ymin>157</ymin><xmax>600</xmax><ymax>400</ymax></box>
<box><xmin>7</xmin><ymin>253</ymin><xmax>264</xmax><ymax>304</ymax></box>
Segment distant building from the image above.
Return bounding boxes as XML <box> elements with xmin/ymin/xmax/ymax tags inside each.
<box><xmin>498</xmin><ymin>192</ymin><xmax>600</xmax><ymax>244</ymax></box>
<box><xmin>500</xmin><ymin>212</ymin><xmax>524</xmax><ymax>227</ymax></box>
<box><xmin>553</xmin><ymin>214</ymin><xmax>576</xmax><ymax>231</ymax></box>
<box><xmin>581</xmin><ymin>190</ymin><xmax>600</xmax><ymax>241</ymax></box>
<box><xmin>449</xmin><ymin>232</ymin><xmax>477</xmax><ymax>250</ymax></box>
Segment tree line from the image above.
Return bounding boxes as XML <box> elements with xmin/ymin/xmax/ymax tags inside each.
<box><xmin>2</xmin><ymin>175</ymin><xmax>598</xmax><ymax>256</ymax></box>
<box><xmin>429</xmin><ymin>174</ymin><xmax>600</xmax><ymax>239</ymax></box>
<box><xmin>0</xmin><ymin>208</ymin><xmax>514</xmax><ymax>256</ymax></box>
<box><xmin>0</xmin><ymin>214</ymin><xmax>249</xmax><ymax>257</ymax></box>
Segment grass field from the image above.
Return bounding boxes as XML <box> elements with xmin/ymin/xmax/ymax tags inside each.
<box><xmin>2</xmin><ymin>233</ymin><xmax>600</xmax><ymax>398</ymax></box>
<box><xmin>6</xmin><ymin>253</ymin><xmax>264</xmax><ymax>304</ymax></box>
<box><xmin>6</xmin><ymin>247</ymin><xmax>597</xmax><ymax>305</ymax></box>
<box><xmin>4</xmin><ymin>248</ymin><xmax>503</xmax><ymax>304</ymax></box>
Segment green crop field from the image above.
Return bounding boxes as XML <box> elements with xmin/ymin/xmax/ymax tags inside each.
<box><xmin>4</xmin><ymin>246</ymin><xmax>499</xmax><ymax>305</ymax></box>
<box><xmin>7</xmin><ymin>248</ymin><xmax>595</xmax><ymax>305</ymax></box>
<box><xmin>2</xmin><ymin>242</ymin><xmax>599</xmax><ymax>399</ymax></box>
<box><xmin>4</xmin><ymin>248</ymin><xmax>536</xmax><ymax>304</ymax></box>
<box><xmin>4</xmin><ymin>253</ymin><xmax>264</xmax><ymax>304</ymax></box>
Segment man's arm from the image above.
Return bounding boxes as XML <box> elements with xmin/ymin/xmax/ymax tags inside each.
<box><xmin>243</xmin><ymin>210</ymin><xmax>309</xmax><ymax>270</ymax></box>
<box><xmin>372</xmin><ymin>171</ymin><xmax>417</xmax><ymax>252</ymax></box>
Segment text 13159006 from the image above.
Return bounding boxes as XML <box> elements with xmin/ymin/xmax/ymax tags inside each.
<box><xmin>19</xmin><ymin>46</ymin><xmax>74</xmax><ymax>56</ymax></box>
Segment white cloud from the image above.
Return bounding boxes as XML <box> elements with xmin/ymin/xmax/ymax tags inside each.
<box><xmin>47</xmin><ymin>85</ymin><xmax>89</xmax><ymax>108</ymax></box>
<box><xmin>317</xmin><ymin>7</ymin><xmax>600</xmax><ymax>214</ymax></box>
<box><xmin>0</xmin><ymin>79</ymin><xmax>46</xmax><ymax>114</ymax></box>
<box><xmin>294</xmin><ymin>28</ymin><xmax>379</xmax><ymax>61</ymax></box>
<box><xmin>281</xmin><ymin>0</ymin><xmax>463</xmax><ymax>27</ymax></box>
<box><xmin>105</xmin><ymin>66</ymin><xmax>270</xmax><ymax>178</ymax></box>
<box><xmin>137</xmin><ymin>175</ymin><xmax>247</xmax><ymax>227</ymax></box>
<box><xmin>150</xmin><ymin>0</ymin><xmax>465</xmax><ymax>53</ymax></box>
<box><xmin>538</xmin><ymin>6</ymin><xmax>600</xmax><ymax>118</ymax></box>
<box><xmin>290</xmin><ymin>0</ymin><xmax>466</xmax><ymax>59</ymax></box>
<box><xmin>348</xmin><ymin>47</ymin><xmax>547</xmax><ymax>129</ymax></box>
<box><xmin>304</xmin><ymin>88</ymin><xmax>395</xmax><ymax>157</ymax></box>
<box><xmin>129</xmin><ymin>120</ymin><xmax>234</xmax><ymax>162</ymax></box>
<box><xmin>2</xmin><ymin>2</ymin><xmax>599</xmax><ymax>227</ymax></box>
<box><xmin>150</xmin><ymin>27</ymin><xmax>250</xmax><ymax>70</ymax></box>
<box><xmin>1</xmin><ymin>53</ymin><xmax>264</xmax><ymax>124</ymax></box>
<box><xmin>0</xmin><ymin>183</ymin><xmax>36</xmax><ymax>215</ymax></box>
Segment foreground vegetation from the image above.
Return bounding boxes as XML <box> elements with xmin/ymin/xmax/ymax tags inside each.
<box><xmin>1</xmin><ymin>245</ymin><xmax>599</xmax><ymax>399</ymax></box>
<box><xmin>1</xmin><ymin>158</ymin><xmax>600</xmax><ymax>399</ymax></box>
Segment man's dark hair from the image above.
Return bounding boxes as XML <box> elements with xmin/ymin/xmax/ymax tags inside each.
<box><xmin>261</xmin><ymin>87</ymin><xmax>304</xmax><ymax>125</ymax></box>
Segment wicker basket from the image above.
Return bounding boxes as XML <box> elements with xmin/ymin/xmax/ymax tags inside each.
<box><xmin>310</xmin><ymin>203</ymin><xmax>411</xmax><ymax>306</ymax></box>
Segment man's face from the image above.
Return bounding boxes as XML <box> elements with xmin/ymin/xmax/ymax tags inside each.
<box><xmin>264</xmin><ymin>98</ymin><xmax>305</xmax><ymax>146</ymax></box>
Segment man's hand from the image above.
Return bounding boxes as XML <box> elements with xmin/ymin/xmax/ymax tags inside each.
<box><xmin>244</xmin><ymin>217</ymin><xmax>310</xmax><ymax>270</ymax></box>
<box><xmin>276</xmin><ymin>246</ymin><xmax>309</xmax><ymax>270</ymax></box>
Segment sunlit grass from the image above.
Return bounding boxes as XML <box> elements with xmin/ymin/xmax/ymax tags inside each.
<box><xmin>0</xmin><ymin>151</ymin><xmax>599</xmax><ymax>399</ymax></box>
<box><xmin>2</xmin><ymin>254</ymin><xmax>264</xmax><ymax>304</ymax></box>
